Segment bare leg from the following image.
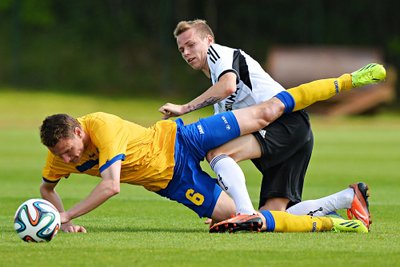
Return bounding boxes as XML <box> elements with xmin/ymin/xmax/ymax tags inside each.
<box><xmin>260</xmin><ymin>198</ymin><xmax>290</xmax><ymax>212</ymax></box>
<box><xmin>232</xmin><ymin>98</ymin><xmax>285</xmax><ymax>136</ymax></box>
<box><xmin>206</xmin><ymin>135</ymin><xmax>261</xmax><ymax>162</ymax></box>
<box><xmin>210</xmin><ymin>191</ymin><xmax>236</xmax><ymax>222</ymax></box>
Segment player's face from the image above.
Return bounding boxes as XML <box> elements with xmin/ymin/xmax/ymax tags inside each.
<box><xmin>177</xmin><ymin>28</ymin><xmax>212</xmax><ymax>72</ymax></box>
<box><xmin>49</xmin><ymin>128</ymin><xmax>85</xmax><ymax>164</ymax></box>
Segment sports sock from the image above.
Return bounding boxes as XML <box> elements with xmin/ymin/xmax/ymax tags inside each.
<box><xmin>275</xmin><ymin>74</ymin><xmax>352</xmax><ymax>113</ymax></box>
<box><xmin>286</xmin><ymin>188</ymin><xmax>355</xmax><ymax>216</ymax></box>
<box><xmin>260</xmin><ymin>210</ymin><xmax>275</xmax><ymax>232</ymax></box>
<box><xmin>261</xmin><ymin>210</ymin><xmax>333</xmax><ymax>232</ymax></box>
<box><xmin>210</xmin><ymin>154</ymin><xmax>255</xmax><ymax>215</ymax></box>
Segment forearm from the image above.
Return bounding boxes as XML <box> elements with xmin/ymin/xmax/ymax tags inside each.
<box><xmin>65</xmin><ymin>179</ymin><xmax>119</xmax><ymax>221</ymax></box>
<box><xmin>183</xmin><ymin>94</ymin><xmax>222</xmax><ymax>113</ymax></box>
<box><xmin>40</xmin><ymin>183</ymin><xmax>66</xmax><ymax>212</ymax></box>
<box><xmin>63</xmin><ymin>160</ymin><xmax>121</xmax><ymax>223</ymax></box>
<box><xmin>184</xmin><ymin>77</ymin><xmax>235</xmax><ymax>113</ymax></box>
<box><xmin>159</xmin><ymin>72</ymin><xmax>236</xmax><ymax>118</ymax></box>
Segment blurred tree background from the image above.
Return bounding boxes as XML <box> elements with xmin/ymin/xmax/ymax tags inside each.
<box><xmin>0</xmin><ymin>0</ymin><xmax>399</xmax><ymax>105</ymax></box>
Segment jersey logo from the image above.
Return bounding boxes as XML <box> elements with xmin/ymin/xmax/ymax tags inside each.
<box><xmin>354</xmin><ymin>209</ymin><xmax>368</xmax><ymax>220</ymax></box>
<box><xmin>258</xmin><ymin>129</ymin><xmax>267</xmax><ymax>138</ymax></box>
<box><xmin>224</xmin><ymin>88</ymin><xmax>239</xmax><ymax>111</ymax></box>
<box><xmin>217</xmin><ymin>174</ymin><xmax>228</xmax><ymax>190</ymax></box>
<box><xmin>197</xmin><ymin>124</ymin><xmax>205</xmax><ymax>134</ymax></box>
<box><xmin>307</xmin><ymin>207</ymin><xmax>323</xmax><ymax>216</ymax></box>
<box><xmin>221</xmin><ymin>115</ymin><xmax>231</xmax><ymax>130</ymax></box>
<box><xmin>311</xmin><ymin>222</ymin><xmax>317</xmax><ymax>232</ymax></box>
<box><xmin>207</xmin><ymin>45</ymin><xmax>220</xmax><ymax>64</ymax></box>
<box><xmin>76</xmin><ymin>159</ymin><xmax>99</xmax><ymax>172</ymax></box>
<box><xmin>334</xmin><ymin>80</ymin><xmax>339</xmax><ymax>94</ymax></box>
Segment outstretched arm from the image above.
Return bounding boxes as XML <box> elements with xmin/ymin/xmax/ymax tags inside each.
<box><xmin>40</xmin><ymin>180</ymin><xmax>87</xmax><ymax>233</ymax></box>
<box><xmin>60</xmin><ymin>160</ymin><xmax>122</xmax><ymax>226</ymax></box>
<box><xmin>159</xmin><ymin>72</ymin><xmax>237</xmax><ymax>119</ymax></box>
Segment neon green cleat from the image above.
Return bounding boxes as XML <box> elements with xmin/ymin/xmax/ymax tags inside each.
<box><xmin>331</xmin><ymin>217</ymin><xmax>368</xmax><ymax>233</ymax></box>
<box><xmin>351</xmin><ymin>63</ymin><xmax>386</xmax><ymax>87</ymax></box>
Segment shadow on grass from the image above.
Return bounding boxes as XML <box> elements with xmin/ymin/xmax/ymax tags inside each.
<box><xmin>89</xmin><ymin>226</ymin><xmax>207</xmax><ymax>234</ymax></box>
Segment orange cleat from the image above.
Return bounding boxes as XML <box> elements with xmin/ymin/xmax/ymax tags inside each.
<box><xmin>209</xmin><ymin>214</ymin><xmax>263</xmax><ymax>233</ymax></box>
<box><xmin>347</xmin><ymin>182</ymin><xmax>371</xmax><ymax>230</ymax></box>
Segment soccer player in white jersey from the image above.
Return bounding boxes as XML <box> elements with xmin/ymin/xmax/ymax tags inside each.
<box><xmin>159</xmin><ymin>19</ymin><xmax>383</xmax><ymax>231</ymax></box>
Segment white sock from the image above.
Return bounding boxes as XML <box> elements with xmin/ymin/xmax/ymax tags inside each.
<box><xmin>210</xmin><ymin>154</ymin><xmax>255</xmax><ymax>215</ymax></box>
<box><xmin>286</xmin><ymin>188</ymin><xmax>355</xmax><ymax>216</ymax></box>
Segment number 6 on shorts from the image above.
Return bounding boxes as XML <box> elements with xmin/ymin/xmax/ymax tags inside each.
<box><xmin>185</xmin><ymin>189</ymin><xmax>205</xmax><ymax>206</ymax></box>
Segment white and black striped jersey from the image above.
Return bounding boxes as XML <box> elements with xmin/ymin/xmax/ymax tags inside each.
<box><xmin>207</xmin><ymin>43</ymin><xmax>285</xmax><ymax>114</ymax></box>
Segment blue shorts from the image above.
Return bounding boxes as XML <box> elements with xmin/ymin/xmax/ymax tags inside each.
<box><xmin>156</xmin><ymin>111</ymin><xmax>240</xmax><ymax>218</ymax></box>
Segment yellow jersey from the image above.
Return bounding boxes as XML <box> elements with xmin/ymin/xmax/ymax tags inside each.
<box><xmin>42</xmin><ymin>112</ymin><xmax>177</xmax><ymax>191</ymax></box>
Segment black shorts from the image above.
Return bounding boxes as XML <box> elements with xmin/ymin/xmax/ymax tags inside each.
<box><xmin>251</xmin><ymin>110</ymin><xmax>313</xmax><ymax>209</ymax></box>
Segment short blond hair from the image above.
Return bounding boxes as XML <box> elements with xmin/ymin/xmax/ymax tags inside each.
<box><xmin>173</xmin><ymin>19</ymin><xmax>214</xmax><ymax>39</ymax></box>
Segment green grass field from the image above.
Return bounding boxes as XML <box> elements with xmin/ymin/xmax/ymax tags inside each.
<box><xmin>0</xmin><ymin>89</ymin><xmax>399</xmax><ymax>267</ymax></box>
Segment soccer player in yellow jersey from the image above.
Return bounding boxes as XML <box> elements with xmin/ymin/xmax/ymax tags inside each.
<box><xmin>39</xmin><ymin>63</ymin><xmax>384</xmax><ymax>234</ymax></box>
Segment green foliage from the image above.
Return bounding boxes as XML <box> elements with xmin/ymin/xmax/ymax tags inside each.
<box><xmin>0</xmin><ymin>1</ymin><xmax>399</xmax><ymax>102</ymax></box>
<box><xmin>0</xmin><ymin>90</ymin><xmax>399</xmax><ymax>266</ymax></box>
<box><xmin>0</xmin><ymin>0</ymin><xmax>54</xmax><ymax>26</ymax></box>
<box><xmin>0</xmin><ymin>0</ymin><xmax>13</xmax><ymax>10</ymax></box>
<box><xmin>20</xmin><ymin>0</ymin><xmax>55</xmax><ymax>27</ymax></box>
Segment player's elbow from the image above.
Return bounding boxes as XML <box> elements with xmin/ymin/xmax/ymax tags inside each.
<box><xmin>102</xmin><ymin>179</ymin><xmax>121</xmax><ymax>197</ymax></box>
<box><xmin>109</xmin><ymin>185</ymin><xmax>120</xmax><ymax>196</ymax></box>
<box><xmin>224</xmin><ymin>85</ymin><xmax>237</xmax><ymax>95</ymax></box>
<box><xmin>109</xmin><ymin>182</ymin><xmax>121</xmax><ymax>196</ymax></box>
<box><xmin>219</xmin><ymin>72</ymin><xmax>237</xmax><ymax>96</ymax></box>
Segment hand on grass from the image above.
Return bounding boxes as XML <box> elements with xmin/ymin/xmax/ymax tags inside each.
<box><xmin>61</xmin><ymin>221</ymin><xmax>87</xmax><ymax>233</ymax></box>
<box><xmin>60</xmin><ymin>212</ymin><xmax>87</xmax><ymax>233</ymax></box>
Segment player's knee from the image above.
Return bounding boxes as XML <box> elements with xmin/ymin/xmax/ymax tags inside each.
<box><xmin>252</xmin><ymin>107</ymin><xmax>274</xmax><ymax>129</ymax></box>
<box><xmin>262</xmin><ymin>106</ymin><xmax>278</xmax><ymax>123</ymax></box>
<box><xmin>206</xmin><ymin>147</ymin><xmax>233</xmax><ymax>162</ymax></box>
<box><xmin>206</xmin><ymin>149</ymin><xmax>241</xmax><ymax>163</ymax></box>
<box><xmin>258</xmin><ymin>99</ymin><xmax>285</xmax><ymax>127</ymax></box>
<box><xmin>206</xmin><ymin>149</ymin><xmax>218</xmax><ymax>162</ymax></box>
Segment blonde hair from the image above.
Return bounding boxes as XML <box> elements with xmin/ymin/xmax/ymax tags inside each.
<box><xmin>173</xmin><ymin>19</ymin><xmax>214</xmax><ymax>39</ymax></box>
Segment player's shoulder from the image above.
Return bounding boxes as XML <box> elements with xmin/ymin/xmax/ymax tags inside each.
<box><xmin>208</xmin><ymin>43</ymin><xmax>235</xmax><ymax>62</ymax></box>
<box><xmin>79</xmin><ymin>112</ymin><xmax>125</xmax><ymax>135</ymax></box>
<box><xmin>81</xmin><ymin>112</ymin><xmax>122</xmax><ymax>124</ymax></box>
<box><xmin>82</xmin><ymin>112</ymin><xmax>118</xmax><ymax>120</ymax></box>
<box><xmin>209</xmin><ymin>43</ymin><xmax>236</xmax><ymax>52</ymax></box>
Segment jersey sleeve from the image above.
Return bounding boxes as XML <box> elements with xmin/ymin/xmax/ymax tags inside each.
<box><xmin>85</xmin><ymin>113</ymin><xmax>130</xmax><ymax>173</ymax></box>
<box><xmin>42</xmin><ymin>151</ymin><xmax>70</xmax><ymax>182</ymax></box>
<box><xmin>208</xmin><ymin>44</ymin><xmax>239</xmax><ymax>83</ymax></box>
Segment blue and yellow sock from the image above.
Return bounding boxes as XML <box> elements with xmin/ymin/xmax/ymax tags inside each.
<box><xmin>275</xmin><ymin>74</ymin><xmax>352</xmax><ymax>113</ymax></box>
<box><xmin>260</xmin><ymin>210</ymin><xmax>276</xmax><ymax>232</ymax></box>
<box><xmin>260</xmin><ymin>210</ymin><xmax>333</xmax><ymax>232</ymax></box>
